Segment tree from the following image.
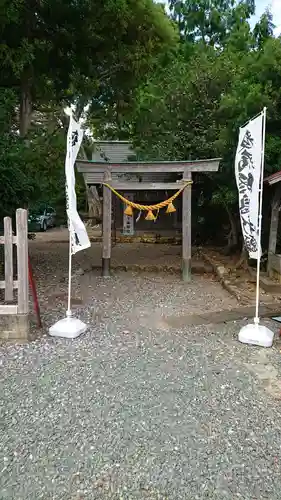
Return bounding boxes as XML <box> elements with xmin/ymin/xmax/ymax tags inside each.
<box><xmin>0</xmin><ymin>89</ymin><xmax>37</xmax><ymax>217</ymax></box>
<box><xmin>0</xmin><ymin>88</ymin><xmax>68</xmax><ymax>218</ymax></box>
<box><xmin>253</xmin><ymin>9</ymin><xmax>275</xmax><ymax>48</ymax></box>
<box><xmin>169</xmin><ymin>0</ymin><xmax>254</xmax><ymax>46</ymax></box>
<box><xmin>130</xmin><ymin>1</ymin><xmax>281</xmax><ymax>250</ymax></box>
<box><xmin>1</xmin><ymin>0</ymin><xmax>177</xmax><ymax>136</ymax></box>
<box><xmin>0</xmin><ymin>0</ymin><xmax>177</xmax><ymax>220</ymax></box>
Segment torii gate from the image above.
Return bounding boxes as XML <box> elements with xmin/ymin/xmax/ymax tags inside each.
<box><xmin>76</xmin><ymin>158</ymin><xmax>220</xmax><ymax>281</ymax></box>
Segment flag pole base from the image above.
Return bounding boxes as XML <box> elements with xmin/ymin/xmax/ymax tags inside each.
<box><xmin>49</xmin><ymin>316</ymin><xmax>87</xmax><ymax>339</ymax></box>
<box><xmin>238</xmin><ymin>322</ymin><xmax>274</xmax><ymax>348</ymax></box>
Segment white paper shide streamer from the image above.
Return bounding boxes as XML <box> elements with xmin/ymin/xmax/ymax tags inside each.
<box><xmin>65</xmin><ymin>115</ymin><xmax>90</xmax><ymax>254</ymax></box>
<box><xmin>235</xmin><ymin>113</ymin><xmax>263</xmax><ymax>260</ymax></box>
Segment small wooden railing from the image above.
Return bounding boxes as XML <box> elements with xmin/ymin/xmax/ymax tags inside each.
<box><xmin>0</xmin><ymin>209</ymin><xmax>28</xmax><ymax>316</ymax></box>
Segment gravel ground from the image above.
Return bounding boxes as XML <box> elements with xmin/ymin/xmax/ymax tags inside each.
<box><xmin>29</xmin><ymin>241</ymin><xmax>186</xmax><ymax>271</ymax></box>
<box><xmin>1</xmin><ymin>262</ymin><xmax>281</xmax><ymax>499</ymax></box>
<box><xmin>27</xmin><ymin>242</ymin><xmax>224</xmax><ymax>319</ymax></box>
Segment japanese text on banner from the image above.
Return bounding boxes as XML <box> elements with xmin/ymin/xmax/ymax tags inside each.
<box><xmin>235</xmin><ymin>112</ymin><xmax>264</xmax><ymax>259</ymax></box>
<box><xmin>65</xmin><ymin>115</ymin><xmax>91</xmax><ymax>254</ymax></box>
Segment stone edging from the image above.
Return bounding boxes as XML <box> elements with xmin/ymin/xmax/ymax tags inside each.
<box><xmin>90</xmin><ymin>261</ymin><xmax>212</xmax><ymax>275</ymax></box>
<box><xmin>164</xmin><ymin>302</ymin><xmax>281</xmax><ymax>327</ymax></box>
<box><xmin>200</xmin><ymin>251</ymin><xmax>241</xmax><ymax>302</ymax></box>
<box><xmin>31</xmin><ymin>235</ymin><xmax>183</xmax><ymax>245</ymax></box>
<box><xmin>92</xmin><ymin>264</ymin><xmax>181</xmax><ymax>274</ymax></box>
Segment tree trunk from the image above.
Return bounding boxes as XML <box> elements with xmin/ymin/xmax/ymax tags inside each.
<box><xmin>19</xmin><ymin>70</ymin><xmax>33</xmax><ymax>137</ymax></box>
<box><xmin>79</xmin><ymin>144</ymin><xmax>102</xmax><ymax>222</ymax></box>
<box><xmin>226</xmin><ymin>206</ymin><xmax>238</xmax><ymax>247</ymax></box>
<box><xmin>234</xmin><ymin>245</ymin><xmax>249</xmax><ymax>271</ymax></box>
<box><xmin>223</xmin><ymin>205</ymin><xmax>239</xmax><ymax>255</ymax></box>
<box><xmin>87</xmin><ymin>186</ymin><xmax>102</xmax><ymax>222</ymax></box>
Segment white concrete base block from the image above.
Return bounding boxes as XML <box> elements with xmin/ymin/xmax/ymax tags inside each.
<box><xmin>49</xmin><ymin>317</ymin><xmax>87</xmax><ymax>339</ymax></box>
<box><xmin>238</xmin><ymin>323</ymin><xmax>274</xmax><ymax>348</ymax></box>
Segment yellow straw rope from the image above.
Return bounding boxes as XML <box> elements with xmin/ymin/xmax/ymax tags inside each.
<box><xmin>103</xmin><ymin>181</ymin><xmax>193</xmax><ymax>212</ymax></box>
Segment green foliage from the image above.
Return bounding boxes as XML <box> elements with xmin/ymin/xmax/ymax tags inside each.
<box><xmin>1</xmin><ymin>0</ymin><xmax>281</xmax><ymax>248</ymax></box>
<box><xmin>0</xmin><ymin>0</ymin><xmax>174</xmax><ymax>218</ymax></box>
<box><xmin>129</xmin><ymin>1</ymin><xmax>281</xmax><ymax>245</ymax></box>
<box><xmin>169</xmin><ymin>0</ymin><xmax>254</xmax><ymax>46</ymax></box>
<box><xmin>0</xmin><ymin>0</ymin><xmax>177</xmax><ymax>124</ymax></box>
<box><xmin>0</xmin><ymin>89</ymin><xmax>33</xmax><ymax>217</ymax></box>
<box><xmin>134</xmin><ymin>45</ymin><xmax>234</xmax><ymax>160</ymax></box>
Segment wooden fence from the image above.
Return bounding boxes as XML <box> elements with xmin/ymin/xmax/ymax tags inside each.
<box><xmin>0</xmin><ymin>209</ymin><xmax>29</xmax><ymax>340</ymax></box>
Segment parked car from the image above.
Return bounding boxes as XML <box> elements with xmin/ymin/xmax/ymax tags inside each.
<box><xmin>28</xmin><ymin>205</ymin><xmax>56</xmax><ymax>232</ymax></box>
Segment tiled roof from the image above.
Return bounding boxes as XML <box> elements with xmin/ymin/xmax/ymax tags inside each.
<box><xmin>92</xmin><ymin>141</ymin><xmax>135</xmax><ymax>163</ymax></box>
<box><xmin>264</xmin><ymin>170</ymin><xmax>281</xmax><ymax>186</ymax></box>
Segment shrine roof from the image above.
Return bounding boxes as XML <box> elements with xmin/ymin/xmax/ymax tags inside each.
<box><xmin>264</xmin><ymin>170</ymin><xmax>281</xmax><ymax>186</ymax></box>
<box><xmin>76</xmin><ymin>158</ymin><xmax>221</xmax><ymax>173</ymax></box>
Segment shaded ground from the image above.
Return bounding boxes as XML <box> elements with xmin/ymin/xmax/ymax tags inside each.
<box><xmin>29</xmin><ymin>240</ymin><xmax>189</xmax><ymax>273</ymax></box>
<box><xmin>202</xmin><ymin>248</ymin><xmax>281</xmax><ymax>306</ymax></box>
<box><xmin>28</xmin><ymin>242</ymin><xmax>211</xmax><ymax>320</ymax></box>
<box><xmin>32</xmin><ymin>226</ymin><xmax>102</xmax><ymax>242</ymax></box>
<box><xmin>1</xmin><ymin>243</ymin><xmax>281</xmax><ymax>499</ymax></box>
<box><xmin>32</xmin><ymin>227</ymin><xmax>183</xmax><ymax>243</ymax></box>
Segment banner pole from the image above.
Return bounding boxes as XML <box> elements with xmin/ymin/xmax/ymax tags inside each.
<box><xmin>238</xmin><ymin>107</ymin><xmax>273</xmax><ymax>347</ymax></box>
<box><xmin>49</xmin><ymin>109</ymin><xmax>88</xmax><ymax>339</ymax></box>
<box><xmin>66</xmin><ymin>226</ymin><xmax>72</xmax><ymax>317</ymax></box>
<box><xmin>254</xmin><ymin>107</ymin><xmax>267</xmax><ymax>325</ymax></box>
<box><xmin>66</xmin><ymin>114</ymin><xmax>73</xmax><ymax>318</ymax></box>
<box><xmin>240</xmin><ymin>110</ymin><xmax>264</xmax><ymax>129</ymax></box>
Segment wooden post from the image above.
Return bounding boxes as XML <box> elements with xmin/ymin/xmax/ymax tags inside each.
<box><xmin>268</xmin><ymin>184</ymin><xmax>281</xmax><ymax>274</ymax></box>
<box><xmin>16</xmin><ymin>209</ymin><xmax>29</xmax><ymax>314</ymax></box>
<box><xmin>102</xmin><ymin>171</ymin><xmax>112</xmax><ymax>277</ymax></box>
<box><xmin>182</xmin><ymin>171</ymin><xmax>192</xmax><ymax>282</ymax></box>
<box><xmin>4</xmin><ymin>216</ymin><xmax>13</xmax><ymax>302</ymax></box>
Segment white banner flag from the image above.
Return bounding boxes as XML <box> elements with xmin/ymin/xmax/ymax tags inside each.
<box><xmin>65</xmin><ymin>114</ymin><xmax>91</xmax><ymax>254</ymax></box>
<box><xmin>235</xmin><ymin>112</ymin><xmax>264</xmax><ymax>259</ymax></box>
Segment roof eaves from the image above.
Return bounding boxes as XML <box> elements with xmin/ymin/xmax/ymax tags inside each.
<box><xmin>93</xmin><ymin>140</ymin><xmax>131</xmax><ymax>144</ymax></box>
<box><xmin>264</xmin><ymin>171</ymin><xmax>281</xmax><ymax>185</ymax></box>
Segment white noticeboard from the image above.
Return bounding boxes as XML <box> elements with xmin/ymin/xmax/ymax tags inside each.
<box><xmin>123</xmin><ymin>193</ymin><xmax>134</xmax><ymax>235</ymax></box>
